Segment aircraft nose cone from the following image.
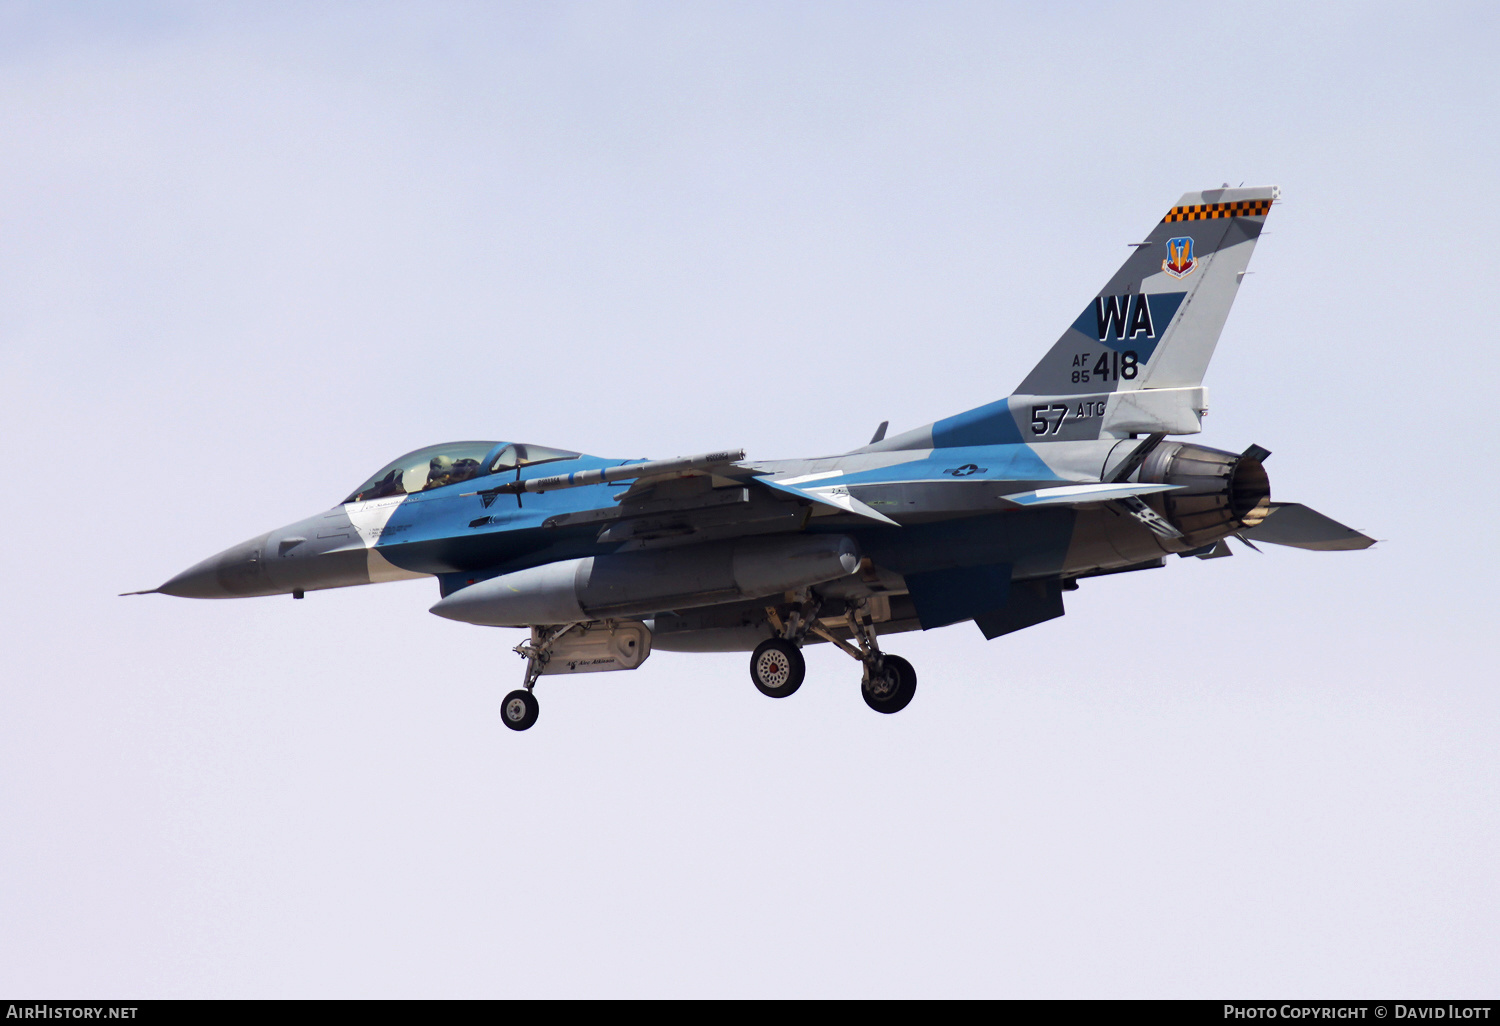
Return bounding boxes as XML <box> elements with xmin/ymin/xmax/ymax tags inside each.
<box><xmin>157</xmin><ymin>533</ymin><xmax>272</xmax><ymax>599</ymax></box>
<box><xmin>157</xmin><ymin>553</ymin><xmax>227</xmax><ymax>598</ymax></box>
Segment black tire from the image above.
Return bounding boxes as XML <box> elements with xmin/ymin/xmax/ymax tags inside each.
<box><xmin>750</xmin><ymin>638</ymin><xmax>805</xmax><ymax>698</ymax></box>
<box><xmin>862</xmin><ymin>654</ymin><xmax>917</xmax><ymax>714</ymax></box>
<box><xmin>501</xmin><ymin>689</ymin><xmax>539</xmax><ymax>731</ymax></box>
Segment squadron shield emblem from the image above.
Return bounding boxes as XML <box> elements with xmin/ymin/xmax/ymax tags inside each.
<box><xmin>1163</xmin><ymin>236</ymin><xmax>1196</xmax><ymax>278</ymax></box>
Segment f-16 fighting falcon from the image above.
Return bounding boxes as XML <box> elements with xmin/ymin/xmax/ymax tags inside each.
<box><xmin>128</xmin><ymin>186</ymin><xmax>1373</xmax><ymax>731</ymax></box>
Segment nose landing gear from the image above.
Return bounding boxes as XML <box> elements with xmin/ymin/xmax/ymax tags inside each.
<box><xmin>501</xmin><ymin>689</ymin><xmax>540</xmax><ymax>731</ymax></box>
<box><xmin>501</xmin><ymin>622</ymin><xmax>582</xmax><ymax>732</ymax></box>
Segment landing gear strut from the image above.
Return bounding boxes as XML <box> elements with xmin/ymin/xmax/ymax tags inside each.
<box><xmin>502</xmin><ymin>623</ymin><xmax>582</xmax><ymax>732</ymax></box>
<box><xmin>752</xmin><ymin>593</ymin><xmax>920</xmax><ymax>714</ymax></box>
<box><xmin>751</xmin><ymin>594</ymin><xmax>823</xmax><ymax>699</ymax></box>
<box><xmin>805</xmin><ymin>597</ymin><xmax>918</xmax><ymax>715</ymax></box>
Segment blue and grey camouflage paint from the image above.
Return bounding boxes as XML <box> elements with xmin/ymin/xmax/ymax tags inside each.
<box><xmin>138</xmin><ymin>186</ymin><xmax>1370</xmax><ymax>663</ymax></box>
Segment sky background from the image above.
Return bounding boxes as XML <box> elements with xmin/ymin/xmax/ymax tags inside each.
<box><xmin>2</xmin><ymin>0</ymin><xmax>1497</xmax><ymax>998</ymax></box>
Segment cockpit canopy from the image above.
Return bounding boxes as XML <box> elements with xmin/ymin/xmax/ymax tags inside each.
<box><xmin>485</xmin><ymin>442</ymin><xmax>582</xmax><ymax>473</ymax></box>
<box><xmin>342</xmin><ymin>441</ymin><xmax>581</xmax><ymax>504</ymax></box>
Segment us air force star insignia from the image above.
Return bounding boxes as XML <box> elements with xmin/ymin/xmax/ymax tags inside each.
<box><xmin>945</xmin><ymin>464</ymin><xmax>985</xmax><ymax>477</ymax></box>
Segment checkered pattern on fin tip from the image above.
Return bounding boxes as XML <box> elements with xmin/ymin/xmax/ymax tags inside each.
<box><xmin>1163</xmin><ymin>199</ymin><xmax>1273</xmax><ymax>223</ymax></box>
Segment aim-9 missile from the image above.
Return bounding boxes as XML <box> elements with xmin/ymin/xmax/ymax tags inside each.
<box><xmin>473</xmin><ymin>448</ymin><xmax>748</xmax><ymax>496</ymax></box>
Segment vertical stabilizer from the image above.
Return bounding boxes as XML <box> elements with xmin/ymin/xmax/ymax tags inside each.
<box><xmin>1010</xmin><ymin>185</ymin><xmax>1277</xmax><ymax>438</ymax></box>
<box><xmin>861</xmin><ymin>187</ymin><xmax>1279</xmax><ymax>452</ymax></box>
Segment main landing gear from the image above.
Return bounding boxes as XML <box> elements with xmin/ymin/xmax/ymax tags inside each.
<box><xmin>750</xmin><ymin>638</ymin><xmax>805</xmax><ymax>697</ymax></box>
<box><xmin>752</xmin><ymin>596</ymin><xmax>917</xmax><ymax>714</ymax></box>
<box><xmin>860</xmin><ymin>653</ymin><xmax>917</xmax><ymax>714</ymax></box>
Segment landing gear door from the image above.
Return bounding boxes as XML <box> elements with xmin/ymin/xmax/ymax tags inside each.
<box><xmin>537</xmin><ymin>622</ymin><xmax>652</xmax><ymax>675</ymax></box>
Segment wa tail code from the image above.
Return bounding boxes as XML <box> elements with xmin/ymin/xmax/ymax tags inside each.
<box><xmin>1094</xmin><ymin>293</ymin><xmax>1156</xmax><ymax>341</ymax></box>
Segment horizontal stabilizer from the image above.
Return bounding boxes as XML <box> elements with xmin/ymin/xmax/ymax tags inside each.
<box><xmin>999</xmin><ymin>481</ymin><xmax>1182</xmax><ymax>507</ymax></box>
<box><xmin>1238</xmin><ymin>502</ymin><xmax>1375</xmax><ymax>551</ymax></box>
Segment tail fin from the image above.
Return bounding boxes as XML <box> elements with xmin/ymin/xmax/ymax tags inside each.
<box><xmin>1012</xmin><ymin>185</ymin><xmax>1278</xmax><ymax>437</ymax></box>
<box><xmin>860</xmin><ymin>186</ymin><xmax>1278</xmax><ymax>453</ymax></box>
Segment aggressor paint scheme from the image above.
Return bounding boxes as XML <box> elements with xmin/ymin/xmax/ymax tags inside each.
<box><xmin>132</xmin><ymin>187</ymin><xmax>1373</xmax><ymax>730</ymax></box>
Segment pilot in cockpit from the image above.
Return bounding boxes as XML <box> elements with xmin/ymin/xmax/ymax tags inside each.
<box><xmin>426</xmin><ymin>455</ymin><xmax>481</xmax><ymax>491</ymax></box>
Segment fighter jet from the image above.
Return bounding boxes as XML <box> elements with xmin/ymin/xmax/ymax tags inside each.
<box><xmin>129</xmin><ymin>185</ymin><xmax>1372</xmax><ymax>731</ymax></box>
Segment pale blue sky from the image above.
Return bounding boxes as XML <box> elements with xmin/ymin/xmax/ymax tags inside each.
<box><xmin>2</xmin><ymin>0</ymin><xmax>1497</xmax><ymax>996</ymax></box>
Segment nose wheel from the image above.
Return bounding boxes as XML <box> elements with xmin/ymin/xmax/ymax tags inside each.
<box><xmin>750</xmin><ymin>638</ymin><xmax>805</xmax><ymax>698</ymax></box>
<box><xmin>501</xmin><ymin>689</ymin><xmax>540</xmax><ymax>731</ymax></box>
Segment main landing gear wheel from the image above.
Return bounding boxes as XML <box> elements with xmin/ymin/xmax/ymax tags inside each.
<box><xmin>862</xmin><ymin>655</ymin><xmax>917</xmax><ymax>714</ymax></box>
<box><xmin>750</xmin><ymin>638</ymin><xmax>805</xmax><ymax>698</ymax></box>
<box><xmin>501</xmin><ymin>689</ymin><xmax>540</xmax><ymax>731</ymax></box>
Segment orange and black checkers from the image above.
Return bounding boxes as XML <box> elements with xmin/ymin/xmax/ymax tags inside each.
<box><xmin>1163</xmin><ymin>198</ymin><xmax>1273</xmax><ymax>223</ymax></box>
